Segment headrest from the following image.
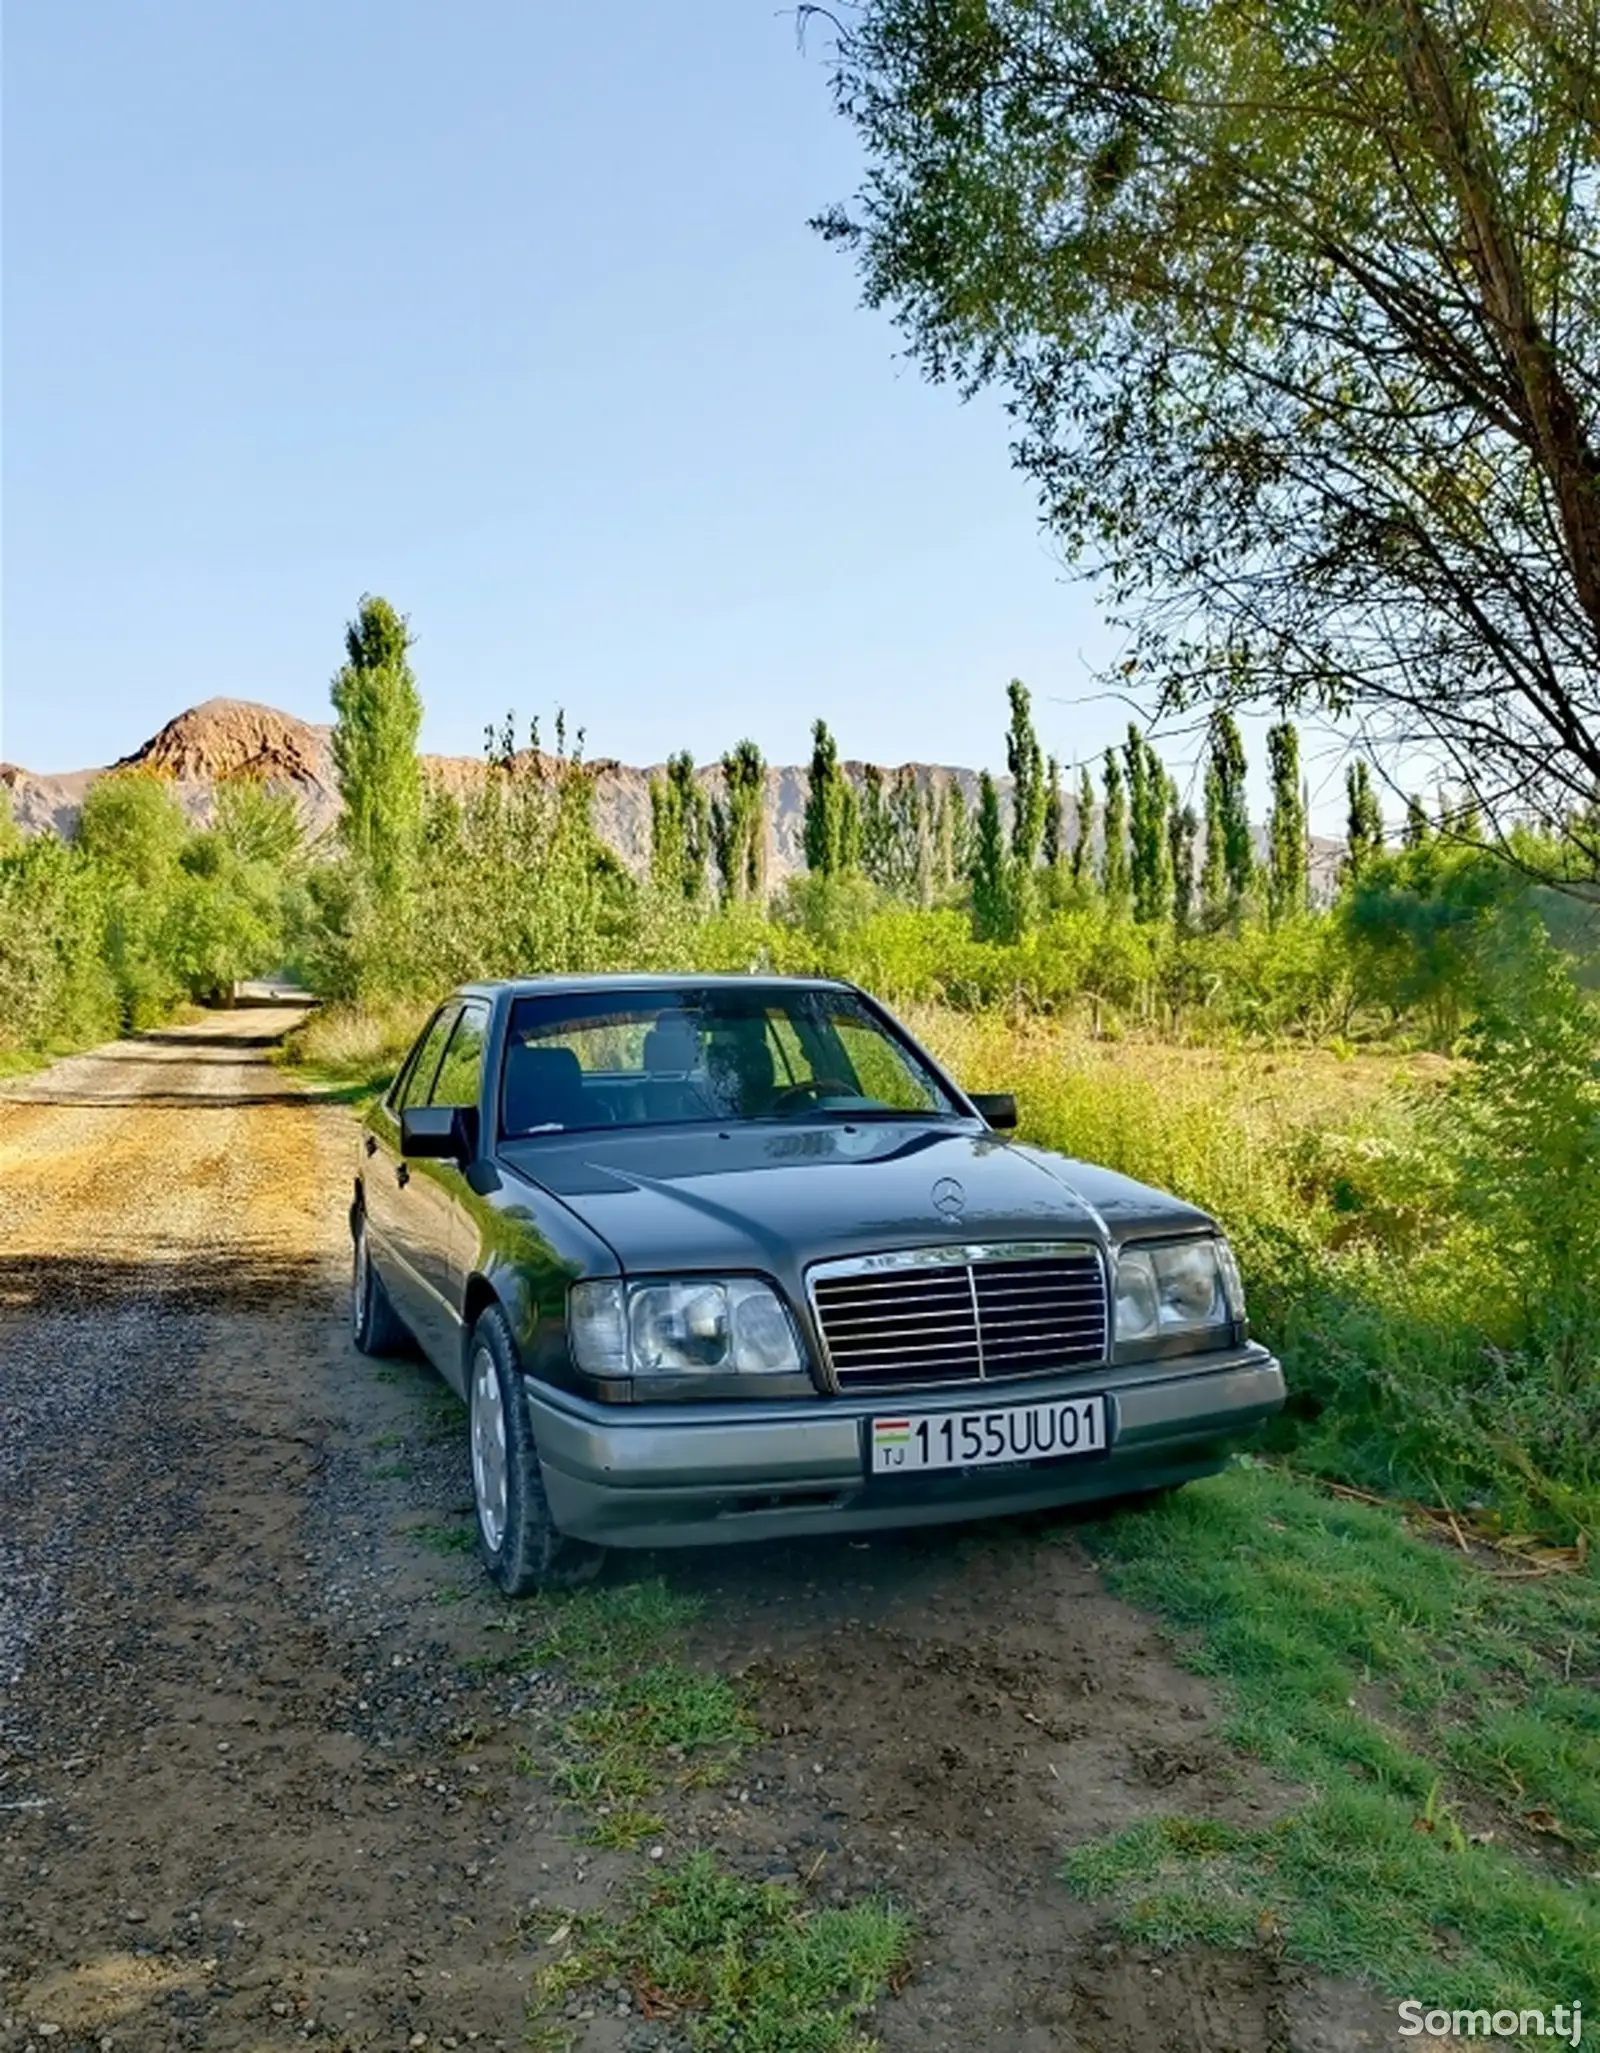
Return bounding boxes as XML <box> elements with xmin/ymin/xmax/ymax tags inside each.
<box><xmin>504</xmin><ymin>1041</ymin><xmax>585</xmax><ymax>1130</ymax></box>
<box><xmin>642</xmin><ymin>1014</ymin><xmax>699</xmax><ymax>1074</ymax></box>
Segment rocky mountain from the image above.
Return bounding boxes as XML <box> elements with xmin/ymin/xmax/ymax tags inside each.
<box><xmin>0</xmin><ymin>698</ymin><xmax>988</xmax><ymax>881</ymax></box>
<box><xmin>1</xmin><ymin>695</ymin><xmax>1343</xmax><ymax>899</ymax></box>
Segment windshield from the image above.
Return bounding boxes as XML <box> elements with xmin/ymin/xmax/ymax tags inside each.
<box><xmin>499</xmin><ymin>987</ymin><xmax>963</xmax><ymax>1137</ymax></box>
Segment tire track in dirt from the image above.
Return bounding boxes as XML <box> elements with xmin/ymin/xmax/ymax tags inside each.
<box><xmin>0</xmin><ymin>1014</ymin><xmax>602</xmax><ymax>2053</ymax></box>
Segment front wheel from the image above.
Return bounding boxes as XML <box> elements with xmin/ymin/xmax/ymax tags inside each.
<box><xmin>468</xmin><ymin>1305</ymin><xmax>604</xmax><ymax>1596</ymax></box>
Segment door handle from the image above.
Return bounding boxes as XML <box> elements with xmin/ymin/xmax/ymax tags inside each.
<box><xmin>364</xmin><ymin>1135</ymin><xmax>377</xmax><ymax>1156</ymax></box>
<box><xmin>396</xmin><ymin>1163</ymin><xmax>410</xmax><ymax>1188</ymax></box>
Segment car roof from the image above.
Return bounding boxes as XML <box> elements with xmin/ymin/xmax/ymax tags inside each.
<box><xmin>455</xmin><ymin>973</ymin><xmax>860</xmax><ymax>1001</ymax></box>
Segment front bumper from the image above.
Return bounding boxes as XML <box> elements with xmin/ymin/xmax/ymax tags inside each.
<box><xmin>528</xmin><ymin>1342</ymin><xmax>1285</xmax><ymax>1548</ymax></box>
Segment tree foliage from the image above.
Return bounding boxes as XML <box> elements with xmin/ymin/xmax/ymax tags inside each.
<box><xmin>1343</xmin><ymin>760</ymin><xmax>1387</xmax><ymax>884</ymax></box>
<box><xmin>1005</xmin><ymin>681</ymin><xmax>1047</xmax><ymax>868</ymax></box>
<box><xmin>329</xmin><ymin>595</ymin><xmax>423</xmax><ymax>899</ymax></box>
<box><xmin>1099</xmin><ymin>750</ymin><xmax>1130</xmax><ymax>913</ymax></box>
<box><xmin>712</xmin><ymin>740</ymin><xmax>768</xmax><ymax>901</ymax></box>
<box><xmin>1169</xmin><ymin>786</ymin><xmax>1198</xmax><ymax>934</ymax></box>
<box><xmin>969</xmin><ymin>769</ymin><xmax>1010</xmax><ymax>940</ymax></box>
<box><xmin>816</xmin><ymin>0</ymin><xmax>1600</xmax><ymax>877</ymax></box>
<box><xmin>1267</xmin><ymin>720</ymin><xmax>1310</xmax><ymax>927</ymax></box>
<box><xmin>1201</xmin><ymin>712</ymin><xmax>1255</xmax><ymax>926</ymax></box>
<box><xmin>1070</xmin><ymin>765</ymin><xmax>1097</xmax><ymax>896</ymax></box>
<box><xmin>1041</xmin><ymin>754</ymin><xmax>1065</xmax><ymax>874</ymax></box>
<box><xmin>804</xmin><ymin>719</ymin><xmax>857</xmax><ymax>877</ymax></box>
<box><xmin>651</xmin><ymin>752</ymin><xmax>710</xmax><ymax>901</ymax></box>
<box><xmin>1124</xmin><ymin>725</ymin><xmax>1173</xmax><ymax>925</ymax></box>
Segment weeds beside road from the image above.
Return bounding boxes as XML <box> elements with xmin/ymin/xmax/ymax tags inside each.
<box><xmin>3</xmin><ymin>1012</ymin><xmax>1595</xmax><ymax>2053</ymax></box>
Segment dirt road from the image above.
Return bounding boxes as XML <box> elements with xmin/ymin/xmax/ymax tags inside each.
<box><xmin>0</xmin><ymin>1014</ymin><xmax>1393</xmax><ymax>2053</ymax></box>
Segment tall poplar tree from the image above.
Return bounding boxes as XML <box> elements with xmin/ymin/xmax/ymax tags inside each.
<box><xmin>329</xmin><ymin>594</ymin><xmax>423</xmax><ymax>899</ymax></box>
<box><xmin>650</xmin><ymin>752</ymin><xmax>709</xmax><ymax>900</ymax></box>
<box><xmin>711</xmin><ymin>741</ymin><xmax>767</xmax><ymax>901</ymax></box>
<box><xmin>888</xmin><ymin>769</ymin><xmax>932</xmax><ymax>902</ymax></box>
<box><xmin>1100</xmin><ymin>751</ymin><xmax>1130</xmax><ymax>913</ymax></box>
<box><xmin>1342</xmin><ymin>760</ymin><xmax>1385</xmax><ymax>885</ymax></box>
<box><xmin>1169</xmin><ymin>779</ymin><xmax>1198</xmax><ymax>933</ymax></box>
<box><xmin>1070</xmin><ymin>766</ymin><xmax>1096</xmax><ymax>897</ymax></box>
<box><xmin>1124</xmin><ymin>724</ymin><xmax>1173</xmax><ymax>924</ymax></box>
<box><xmin>1266</xmin><ymin>720</ymin><xmax>1309</xmax><ymax>925</ymax></box>
<box><xmin>858</xmin><ymin>765</ymin><xmax>895</xmax><ymax>887</ymax></box>
<box><xmin>1005</xmin><ymin>682</ymin><xmax>1047</xmax><ymax>868</ymax></box>
<box><xmin>970</xmin><ymin>771</ymin><xmax>1010</xmax><ymax>940</ymax></box>
<box><xmin>1201</xmin><ymin>711</ymin><xmax>1254</xmax><ymax>924</ymax></box>
<box><xmin>932</xmin><ymin>777</ymin><xmax>958</xmax><ymax>891</ymax></box>
<box><xmin>1041</xmin><ymin>755</ymin><xmax>1065</xmax><ymax>875</ymax></box>
<box><xmin>803</xmin><ymin>719</ymin><xmax>855</xmax><ymax>877</ymax></box>
<box><xmin>946</xmin><ymin>779</ymin><xmax>971</xmax><ymax>882</ymax></box>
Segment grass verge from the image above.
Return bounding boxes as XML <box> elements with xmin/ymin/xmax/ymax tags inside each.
<box><xmin>273</xmin><ymin>998</ymin><xmax>425</xmax><ymax>1108</ymax></box>
<box><xmin>529</xmin><ymin>1852</ymin><xmax>911</xmax><ymax>2053</ymax></box>
<box><xmin>504</xmin><ymin>1580</ymin><xmax>755</xmax><ymax>1849</ymax></box>
<box><xmin>1064</xmin><ymin>1462</ymin><xmax>1600</xmax><ymax>2011</ymax></box>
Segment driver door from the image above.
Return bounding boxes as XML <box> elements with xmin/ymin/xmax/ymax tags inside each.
<box><xmin>402</xmin><ymin>999</ymin><xmax>490</xmax><ymax>1390</ymax></box>
<box><xmin>366</xmin><ymin>1003</ymin><xmax>457</xmax><ymax>1346</ymax></box>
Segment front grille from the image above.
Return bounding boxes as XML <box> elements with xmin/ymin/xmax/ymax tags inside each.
<box><xmin>809</xmin><ymin>1244</ymin><xmax>1108</xmax><ymax>1391</ymax></box>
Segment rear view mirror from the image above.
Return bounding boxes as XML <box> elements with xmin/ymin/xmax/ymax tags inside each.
<box><xmin>400</xmin><ymin>1104</ymin><xmax>479</xmax><ymax>1162</ymax></box>
<box><xmin>970</xmin><ymin>1091</ymin><xmax>1018</xmax><ymax>1132</ymax></box>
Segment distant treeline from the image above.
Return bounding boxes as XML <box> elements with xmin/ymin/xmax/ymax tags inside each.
<box><xmin>2</xmin><ymin>594</ymin><xmax>1594</xmax><ymax>1058</ymax></box>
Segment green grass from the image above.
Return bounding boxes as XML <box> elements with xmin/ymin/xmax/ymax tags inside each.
<box><xmin>530</xmin><ymin>1853</ymin><xmax>910</xmax><ymax>2053</ymax></box>
<box><xmin>911</xmin><ymin>1006</ymin><xmax>1598</xmax><ymax>1541</ymax></box>
<box><xmin>413</xmin><ymin>1519</ymin><xmax>477</xmax><ymax>1557</ymax></box>
<box><xmin>273</xmin><ymin>998</ymin><xmax>424</xmax><ymax>1108</ymax></box>
<box><xmin>1061</xmin><ymin>1463</ymin><xmax>1600</xmax><ymax>2010</ymax></box>
<box><xmin>509</xmin><ymin>1581</ymin><xmax>756</xmax><ymax>1847</ymax></box>
<box><xmin>418</xmin><ymin>1394</ymin><xmax>464</xmax><ymax>1444</ymax></box>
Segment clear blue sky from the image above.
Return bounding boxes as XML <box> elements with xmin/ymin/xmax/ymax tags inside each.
<box><xmin>4</xmin><ymin>1</ymin><xmax>1342</xmax><ymax>821</ymax></box>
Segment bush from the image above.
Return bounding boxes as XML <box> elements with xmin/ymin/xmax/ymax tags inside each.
<box><xmin>0</xmin><ymin>836</ymin><xmax>119</xmax><ymax>1052</ymax></box>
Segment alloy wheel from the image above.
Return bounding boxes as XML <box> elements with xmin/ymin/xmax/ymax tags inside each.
<box><xmin>352</xmin><ymin>1228</ymin><xmax>369</xmax><ymax>1341</ymax></box>
<box><xmin>471</xmin><ymin>1344</ymin><xmax>509</xmax><ymax>1552</ymax></box>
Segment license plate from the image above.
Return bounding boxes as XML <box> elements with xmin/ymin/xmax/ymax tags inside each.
<box><xmin>869</xmin><ymin>1394</ymin><xmax>1108</xmax><ymax>1474</ymax></box>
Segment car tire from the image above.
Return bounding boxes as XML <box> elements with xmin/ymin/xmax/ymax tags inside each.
<box><xmin>467</xmin><ymin>1304</ymin><xmax>604</xmax><ymax>1597</ymax></box>
<box><xmin>352</xmin><ymin>1210</ymin><xmax>409</xmax><ymax>1356</ymax></box>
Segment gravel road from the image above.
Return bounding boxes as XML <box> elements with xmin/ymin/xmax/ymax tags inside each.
<box><xmin>0</xmin><ymin>1013</ymin><xmax>1398</xmax><ymax>2053</ymax></box>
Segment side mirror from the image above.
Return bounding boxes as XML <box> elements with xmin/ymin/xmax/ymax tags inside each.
<box><xmin>400</xmin><ymin>1104</ymin><xmax>479</xmax><ymax>1163</ymax></box>
<box><xmin>970</xmin><ymin>1091</ymin><xmax>1018</xmax><ymax>1132</ymax></box>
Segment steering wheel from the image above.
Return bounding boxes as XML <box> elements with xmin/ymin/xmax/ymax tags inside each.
<box><xmin>771</xmin><ymin>1077</ymin><xmax>855</xmax><ymax>1113</ymax></box>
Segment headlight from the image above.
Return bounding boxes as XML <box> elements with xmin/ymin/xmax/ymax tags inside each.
<box><xmin>569</xmin><ymin>1277</ymin><xmax>803</xmax><ymax>1378</ymax></box>
<box><xmin>1113</xmin><ymin>1238</ymin><xmax>1242</xmax><ymax>1347</ymax></box>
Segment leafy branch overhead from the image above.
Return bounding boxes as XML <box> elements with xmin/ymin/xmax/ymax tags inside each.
<box><xmin>814</xmin><ymin>0</ymin><xmax>1600</xmax><ymax>875</ymax></box>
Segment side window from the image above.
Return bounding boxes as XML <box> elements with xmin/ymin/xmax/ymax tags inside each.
<box><xmin>395</xmin><ymin>1008</ymin><xmax>458</xmax><ymax>1114</ymax></box>
<box><xmin>428</xmin><ymin>1003</ymin><xmax>489</xmax><ymax>1111</ymax></box>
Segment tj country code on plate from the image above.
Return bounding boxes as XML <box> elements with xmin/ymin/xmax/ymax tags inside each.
<box><xmin>870</xmin><ymin>1394</ymin><xmax>1108</xmax><ymax>1474</ymax></box>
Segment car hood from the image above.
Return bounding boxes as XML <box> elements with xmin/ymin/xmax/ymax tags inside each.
<box><xmin>497</xmin><ymin>1120</ymin><xmax>1213</xmax><ymax>1277</ymax></box>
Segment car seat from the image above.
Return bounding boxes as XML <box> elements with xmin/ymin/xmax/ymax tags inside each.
<box><xmin>502</xmin><ymin>1043</ymin><xmax>589</xmax><ymax>1133</ymax></box>
<box><xmin>641</xmin><ymin>1013</ymin><xmax>706</xmax><ymax>1122</ymax></box>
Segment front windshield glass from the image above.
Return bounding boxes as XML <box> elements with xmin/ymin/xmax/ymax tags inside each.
<box><xmin>500</xmin><ymin>987</ymin><xmax>963</xmax><ymax>1137</ymax></box>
